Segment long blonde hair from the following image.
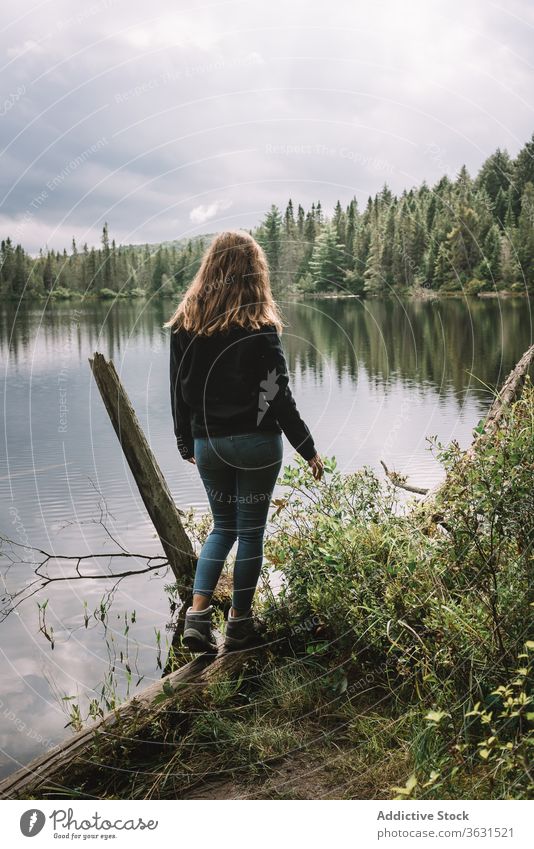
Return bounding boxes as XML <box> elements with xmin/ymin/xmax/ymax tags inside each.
<box><xmin>164</xmin><ymin>229</ymin><xmax>283</xmax><ymax>335</ymax></box>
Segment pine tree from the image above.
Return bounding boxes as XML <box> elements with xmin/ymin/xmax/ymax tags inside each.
<box><xmin>257</xmin><ymin>205</ymin><xmax>283</xmax><ymax>291</ymax></box>
<box><xmin>381</xmin><ymin>204</ymin><xmax>396</xmax><ymax>286</ymax></box>
<box><xmin>309</xmin><ymin>222</ymin><xmax>344</xmax><ymax>291</ymax></box>
<box><xmin>434</xmin><ymin>243</ymin><xmax>452</xmax><ymax>288</ymax></box>
<box><xmin>152</xmin><ymin>247</ymin><xmax>168</xmax><ymax>293</ymax></box>
<box><xmin>481</xmin><ymin>224</ymin><xmax>501</xmax><ymax>283</ymax></box>
<box><xmin>513</xmin><ymin>133</ymin><xmax>534</xmax><ymax>216</ymax></box>
<box><xmin>284</xmin><ymin>199</ymin><xmax>296</xmax><ymax>236</ymax></box>
<box><xmin>12</xmin><ymin>244</ymin><xmax>26</xmax><ymax>295</ymax></box>
<box><xmin>0</xmin><ymin>238</ymin><xmax>14</xmax><ymax>291</ymax></box>
<box><xmin>43</xmin><ymin>252</ymin><xmax>53</xmax><ymax>292</ymax></box>
<box><xmin>101</xmin><ymin>222</ymin><xmax>111</xmax><ymax>290</ymax></box>
<box><xmin>363</xmin><ymin>225</ymin><xmax>384</xmax><ymax>293</ymax></box>
<box><xmin>297</xmin><ymin>204</ymin><xmax>305</xmax><ymax>237</ymax></box>
<box><xmin>333</xmin><ymin>200</ymin><xmax>346</xmax><ymax>246</ymax></box>
<box><xmin>345</xmin><ymin>198</ymin><xmax>358</xmax><ymax>268</ymax></box>
<box><xmin>476</xmin><ymin>148</ymin><xmax>513</xmax><ymax>205</ymax></box>
<box><xmin>515</xmin><ymin>181</ymin><xmax>534</xmax><ymax>288</ymax></box>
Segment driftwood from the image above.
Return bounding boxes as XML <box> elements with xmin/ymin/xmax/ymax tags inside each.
<box><xmin>0</xmin><ymin>646</ymin><xmax>259</xmax><ymax>800</ymax></box>
<box><xmin>457</xmin><ymin>343</ymin><xmax>534</xmax><ymax>462</ymax></box>
<box><xmin>422</xmin><ymin>342</ymin><xmax>534</xmax><ymax>507</ymax></box>
<box><xmin>88</xmin><ymin>352</ymin><xmax>196</xmax><ymax>593</ymax></box>
<box><xmin>379</xmin><ymin>460</ymin><xmax>429</xmax><ymax>495</ymax></box>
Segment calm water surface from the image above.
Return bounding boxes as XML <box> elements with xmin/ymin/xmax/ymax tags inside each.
<box><xmin>0</xmin><ymin>295</ymin><xmax>532</xmax><ymax>777</ymax></box>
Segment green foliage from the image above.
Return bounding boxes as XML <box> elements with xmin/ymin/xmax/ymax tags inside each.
<box><xmin>265</xmin><ymin>378</ymin><xmax>534</xmax><ymax>797</ymax></box>
<box><xmin>97</xmin><ymin>288</ymin><xmax>120</xmax><ymax>299</ymax></box>
<box><xmin>48</xmin><ymin>286</ymin><xmax>74</xmax><ymax>299</ymax></box>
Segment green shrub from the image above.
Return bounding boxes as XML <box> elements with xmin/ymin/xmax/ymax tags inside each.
<box><xmin>265</xmin><ymin>377</ymin><xmax>534</xmax><ymax>797</ymax></box>
<box><xmin>98</xmin><ymin>288</ymin><xmax>121</xmax><ymax>299</ymax></box>
<box><xmin>465</xmin><ymin>278</ymin><xmax>487</xmax><ymax>294</ymax></box>
<box><xmin>49</xmin><ymin>286</ymin><xmax>74</xmax><ymax>299</ymax></box>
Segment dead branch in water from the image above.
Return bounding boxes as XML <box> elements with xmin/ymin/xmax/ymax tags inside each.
<box><xmin>379</xmin><ymin>460</ymin><xmax>429</xmax><ymax>495</ymax></box>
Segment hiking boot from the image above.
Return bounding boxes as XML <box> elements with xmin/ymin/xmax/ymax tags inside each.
<box><xmin>224</xmin><ymin>608</ymin><xmax>264</xmax><ymax>650</ymax></box>
<box><xmin>183</xmin><ymin>605</ymin><xmax>218</xmax><ymax>653</ymax></box>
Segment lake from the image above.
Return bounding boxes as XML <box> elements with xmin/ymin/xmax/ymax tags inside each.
<box><xmin>0</xmin><ymin>294</ymin><xmax>532</xmax><ymax>778</ymax></box>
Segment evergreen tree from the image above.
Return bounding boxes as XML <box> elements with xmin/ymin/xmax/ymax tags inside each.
<box><xmin>513</xmin><ymin>132</ymin><xmax>534</xmax><ymax>215</ymax></box>
<box><xmin>309</xmin><ymin>222</ymin><xmax>344</xmax><ymax>291</ymax></box>
<box><xmin>0</xmin><ymin>238</ymin><xmax>14</xmax><ymax>289</ymax></box>
<box><xmin>476</xmin><ymin>148</ymin><xmax>514</xmax><ymax>205</ymax></box>
<box><xmin>297</xmin><ymin>204</ymin><xmax>305</xmax><ymax>237</ymax></box>
<box><xmin>345</xmin><ymin>198</ymin><xmax>358</xmax><ymax>267</ymax></box>
<box><xmin>363</xmin><ymin>225</ymin><xmax>384</xmax><ymax>293</ymax></box>
<box><xmin>101</xmin><ymin>222</ymin><xmax>111</xmax><ymax>290</ymax></box>
<box><xmin>481</xmin><ymin>224</ymin><xmax>502</xmax><ymax>283</ymax></box>
<box><xmin>333</xmin><ymin>200</ymin><xmax>346</xmax><ymax>246</ymax></box>
<box><xmin>12</xmin><ymin>244</ymin><xmax>26</xmax><ymax>295</ymax></box>
<box><xmin>43</xmin><ymin>252</ymin><xmax>53</xmax><ymax>292</ymax></box>
<box><xmin>515</xmin><ymin>181</ymin><xmax>534</xmax><ymax>288</ymax></box>
<box><xmin>284</xmin><ymin>199</ymin><xmax>296</xmax><ymax>236</ymax></box>
<box><xmin>381</xmin><ymin>204</ymin><xmax>396</xmax><ymax>286</ymax></box>
<box><xmin>152</xmin><ymin>247</ymin><xmax>168</xmax><ymax>293</ymax></box>
<box><xmin>257</xmin><ymin>205</ymin><xmax>283</xmax><ymax>291</ymax></box>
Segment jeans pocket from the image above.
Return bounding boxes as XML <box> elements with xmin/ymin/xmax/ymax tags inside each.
<box><xmin>237</xmin><ymin>433</ymin><xmax>283</xmax><ymax>468</ymax></box>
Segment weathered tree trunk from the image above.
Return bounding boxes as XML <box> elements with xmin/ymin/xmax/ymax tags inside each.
<box><xmin>0</xmin><ymin>647</ymin><xmax>257</xmax><ymax>799</ymax></box>
<box><xmin>460</xmin><ymin>343</ymin><xmax>534</xmax><ymax>461</ymax></box>
<box><xmin>410</xmin><ymin>343</ymin><xmax>534</xmax><ymax>537</ymax></box>
<box><xmin>422</xmin><ymin>342</ymin><xmax>534</xmax><ymax>506</ymax></box>
<box><xmin>88</xmin><ymin>352</ymin><xmax>196</xmax><ymax>595</ymax></box>
<box><xmin>382</xmin><ymin>344</ymin><xmax>534</xmax><ymax>506</ymax></box>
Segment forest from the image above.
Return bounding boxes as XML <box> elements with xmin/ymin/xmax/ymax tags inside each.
<box><xmin>1</xmin><ymin>134</ymin><xmax>534</xmax><ymax>301</ymax></box>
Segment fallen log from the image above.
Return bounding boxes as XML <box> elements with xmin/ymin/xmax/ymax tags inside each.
<box><xmin>380</xmin><ymin>345</ymin><xmax>534</xmax><ymax>506</ymax></box>
<box><xmin>422</xmin><ymin>343</ymin><xmax>534</xmax><ymax>507</ymax></box>
<box><xmin>88</xmin><ymin>352</ymin><xmax>196</xmax><ymax>594</ymax></box>
<box><xmin>0</xmin><ymin>645</ymin><xmax>261</xmax><ymax>800</ymax></box>
<box><xmin>461</xmin><ymin>343</ymin><xmax>534</xmax><ymax>459</ymax></box>
<box><xmin>411</xmin><ymin>344</ymin><xmax>534</xmax><ymax>537</ymax></box>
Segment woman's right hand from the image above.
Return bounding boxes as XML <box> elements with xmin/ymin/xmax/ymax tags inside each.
<box><xmin>308</xmin><ymin>453</ymin><xmax>324</xmax><ymax>480</ymax></box>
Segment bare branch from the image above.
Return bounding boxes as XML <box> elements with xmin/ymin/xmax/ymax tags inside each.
<box><xmin>380</xmin><ymin>460</ymin><xmax>429</xmax><ymax>495</ymax></box>
<box><xmin>0</xmin><ymin>533</ymin><xmax>171</xmax><ymax>620</ymax></box>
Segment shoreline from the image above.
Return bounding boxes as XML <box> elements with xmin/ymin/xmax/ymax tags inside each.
<box><xmin>0</xmin><ymin>288</ymin><xmax>530</xmax><ymax>307</ymax></box>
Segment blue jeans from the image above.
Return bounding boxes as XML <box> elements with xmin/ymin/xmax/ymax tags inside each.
<box><xmin>192</xmin><ymin>432</ymin><xmax>284</xmax><ymax>612</ymax></box>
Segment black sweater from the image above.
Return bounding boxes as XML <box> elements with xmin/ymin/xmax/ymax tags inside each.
<box><xmin>170</xmin><ymin>323</ymin><xmax>316</xmax><ymax>461</ymax></box>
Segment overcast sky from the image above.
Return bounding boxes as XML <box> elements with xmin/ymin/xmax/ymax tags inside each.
<box><xmin>1</xmin><ymin>0</ymin><xmax>533</xmax><ymax>253</ymax></box>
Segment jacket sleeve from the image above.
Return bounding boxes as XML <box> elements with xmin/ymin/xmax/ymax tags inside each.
<box><xmin>170</xmin><ymin>329</ymin><xmax>195</xmax><ymax>460</ymax></box>
<box><xmin>257</xmin><ymin>327</ymin><xmax>317</xmax><ymax>461</ymax></box>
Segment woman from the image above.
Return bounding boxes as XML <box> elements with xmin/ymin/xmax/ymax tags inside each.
<box><xmin>165</xmin><ymin>229</ymin><xmax>323</xmax><ymax>653</ymax></box>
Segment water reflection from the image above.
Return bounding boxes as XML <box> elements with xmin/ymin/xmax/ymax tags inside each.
<box><xmin>0</xmin><ymin>294</ymin><xmax>532</xmax><ymax>779</ymax></box>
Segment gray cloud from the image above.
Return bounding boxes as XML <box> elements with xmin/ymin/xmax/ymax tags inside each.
<box><xmin>0</xmin><ymin>0</ymin><xmax>533</xmax><ymax>253</ymax></box>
